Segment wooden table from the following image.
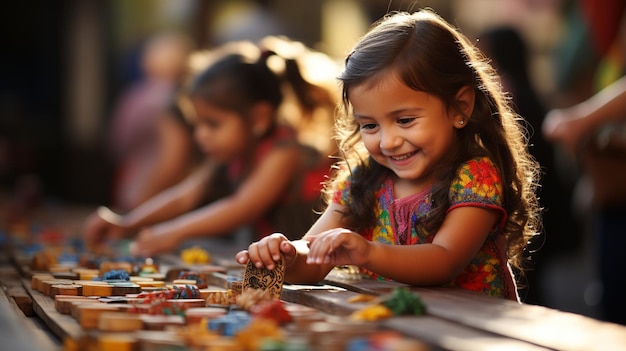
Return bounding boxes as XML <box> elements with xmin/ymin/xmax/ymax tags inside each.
<box><xmin>2</xmin><ymin>203</ymin><xmax>626</xmax><ymax>350</ymax></box>
<box><xmin>3</xmin><ymin>249</ymin><xmax>626</xmax><ymax>351</ymax></box>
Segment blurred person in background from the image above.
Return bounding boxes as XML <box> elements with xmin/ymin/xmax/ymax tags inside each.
<box><xmin>478</xmin><ymin>27</ymin><xmax>577</xmax><ymax>305</ymax></box>
<box><xmin>543</xmin><ymin>75</ymin><xmax>626</xmax><ymax>325</ymax></box>
<box><xmin>543</xmin><ymin>0</ymin><xmax>626</xmax><ymax>324</ymax></box>
<box><xmin>107</xmin><ymin>31</ymin><xmax>195</xmax><ymax>211</ymax></box>
<box><xmin>84</xmin><ymin>38</ymin><xmax>338</xmax><ymax>257</ymax></box>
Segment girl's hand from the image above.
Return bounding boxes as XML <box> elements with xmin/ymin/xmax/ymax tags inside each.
<box><xmin>130</xmin><ymin>226</ymin><xmax>182</xmax><ymax>257</ymax></box>
<box><xmin>83</xmin><ymin>207</ymin><xmax>127</xmax><ymax>251</ymax></box>
<box><xmin>235</xmin><ymin>233</ymin><xmax>298</xmax><ymax>270</ymax></box>
<box><xmin>306</xmin><ymin>228</ymin><xmax>371</xmax><ymax>266</ymax></box>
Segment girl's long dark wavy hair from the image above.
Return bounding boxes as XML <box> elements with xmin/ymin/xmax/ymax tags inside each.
<box><xmin>325</xmin><ymin>10</ymin><xmax>542</xmax><ymax>273</ymax></box>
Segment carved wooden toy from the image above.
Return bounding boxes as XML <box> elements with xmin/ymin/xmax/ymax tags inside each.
<box><xmin>242</xmin><ymin>257</ymin><xmax>285</xmax><ymax>299</ymax></box>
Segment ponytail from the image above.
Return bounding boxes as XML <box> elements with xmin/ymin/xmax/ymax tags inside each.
<box><xmin>259</xmin><ymin>38</ymin><xmax>336</xmax><ymax>120</ymax></box>
<box><xmin>259</xmin><ymin>38</ymin><xmax>339</xmax><ymax>155</ymax></box>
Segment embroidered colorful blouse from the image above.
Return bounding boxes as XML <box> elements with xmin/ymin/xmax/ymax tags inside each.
<box><xmin>332</xmin><ymin>157</ymin><xmax>518</xmax><ymax>300</ymax></box>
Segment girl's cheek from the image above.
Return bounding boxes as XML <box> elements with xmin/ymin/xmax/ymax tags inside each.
<box><xmin>361</xmin><ymin>135</ymin><xmax>380</xmax><ymax>153</ymax></box>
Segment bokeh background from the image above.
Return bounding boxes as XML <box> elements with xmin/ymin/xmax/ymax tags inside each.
<box><xmin>2</xmin><ymin>0</ymin><xmax>624</xmax><ymax>323</ymax></box>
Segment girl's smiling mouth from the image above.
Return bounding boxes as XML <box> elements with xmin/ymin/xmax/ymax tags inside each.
<box><xmin>389</xmin><ymin>150</ymin><xmax>419</xmax><ymax>161</ymax></box>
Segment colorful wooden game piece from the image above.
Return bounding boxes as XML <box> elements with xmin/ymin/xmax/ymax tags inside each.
<box><xmin>203</xmin><ymin>289</ymin><xmax>235</xmax><ymax>306</ymax></box>
<box><xmin>76</xmin><ymin>303</ymin><xmax>122</xmax><ymax>329</ymax></box>
<box><xmin>54</xmin><ymin>295</ymin><xmax>96</xmax><ymax>315</ymax></box>
<box><xmin>72</xmin><ymin>268</ymin><xmax>100</xmax><ymax>281</ymax></box>
<box><xmin>97</xmin><ymin>333</ymin><xmax>138</xmax><ymax>351</ymax></box>
<box><xmin>40</xmin><ymin>279</ymin><xmax>74</xmax><ymax>296</ymax></box>
<box><xmin>50</xmin><ymin>283</ymin><xmax>82</xmax><ymax>296</ymax></box>
<box><xmin>109</xmin><ymin>282</ymin><xmax>142</xmax><ymax>296</ymax></box>
<box><xmin>99</xmin><ymin>261</ymin><xmax>132</xmax><ymax>275</ymax></box>
<box><xmin>180</xmin><ymin>246</ymin><xmax>211</xmax><ymax>264</ymax></box>
<box><xmin>98</xmin><ymin>312</ymin><xmax>144</xmax><ymax>332</ymax></box>
<box><xmin>80</xmin><ymin>281</ymin><xmax>113</xmax><ymax>296</ymax></box>
<box><xmin>30</xmin><ymin>273</ymin><xmax>53</xmax><ymax>291</ymax></box>
<box><xmin>184</xmin><ymin>307</ymin><xmax>228</xmax><ymax>325</ymax></box>
<box><xmin>139</xmin><ymin>315</ymin><xmax>186</xmax><ymax>331</ymax></box>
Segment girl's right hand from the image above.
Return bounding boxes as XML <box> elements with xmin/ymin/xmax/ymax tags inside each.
<box><xmin>235</xmin><ymin>233</ymin><xmax>298</xmax><ymax>270</ymax></box>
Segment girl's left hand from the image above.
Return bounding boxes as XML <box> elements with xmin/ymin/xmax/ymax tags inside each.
<box><xmin>130</xmin><ymin>226</ymin><xmax>181</xmax><ymax>257</ymax></box>
<box><xmin>306</xmin><ymin>228</ymin><xmax>371</xmax><ymax>266</ymax></box>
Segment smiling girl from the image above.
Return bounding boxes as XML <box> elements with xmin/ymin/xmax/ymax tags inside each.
<box><xmin>236</xmin><ymin>10</ymin><xmax>542</xmax><ymax>301</ymax></box>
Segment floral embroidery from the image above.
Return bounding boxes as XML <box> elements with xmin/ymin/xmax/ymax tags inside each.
<box><xmin>332</xmin><ymin>157</ymin><xmax>512</xmax><ymax>299</ymax></box>
<box><xmin>451</xmin><ymin>157</ymin><xmax>503</xmax><ymax>205</ymax></box>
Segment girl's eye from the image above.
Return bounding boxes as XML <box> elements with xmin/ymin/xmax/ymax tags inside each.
<box><xmin>359</xmin><ymin>123</ymin><xmax>378</xmax><ymax>131</ymax></box>
<box><xmin>397</xmin><ymin>117</ymin><xmax>416</xmax><ymax>125</ymax></box>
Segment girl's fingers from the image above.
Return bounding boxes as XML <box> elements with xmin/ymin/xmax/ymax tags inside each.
<box><xmin>257</xmin><ymin>243</ymin><xmax>278</xmax><ymax>270</ymax></box>
<box><xmin>246</xmin><ymin>237</ymin><xmax>281</xmax><ymax>270</ymax></box>
<box><xmin>268</xmin><ymin>236</ymin><xmax>285</xmax><ymax>262</ymax></box>
<box><xmin>283</xmin><ymin>240</ymin><xmax>300</xmax><ymax>256</ymax></box>
<box><xmin>235</xmin><ymin>250</ymin><xmax>249</xmax><ymax>264</ymax></box>
<box><xmin>307</xmin><ymin>232</ymin><xmax>335</xmax><ymax>264</ymax></box>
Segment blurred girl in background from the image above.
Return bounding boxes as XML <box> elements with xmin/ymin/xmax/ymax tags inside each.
<box><xmin>84</xmin><ymin>37</ymin><xmax>338</xmax><ymax>257</ymax></box>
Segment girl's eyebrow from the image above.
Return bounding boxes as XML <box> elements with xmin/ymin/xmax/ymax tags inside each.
<box><xmin>354</xmin><ymin>107</ymin><xmax>424</xmax><ymax>119</ymax></box>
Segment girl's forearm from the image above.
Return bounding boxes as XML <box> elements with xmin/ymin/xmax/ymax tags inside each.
<box><xmin>158</xmin><ymin>194</ymin><xmax>269</xmax><ymax>242</ymax></box>
<box><xmin>120</xmin><ymin>163</ymin><xmax>213</xmax><ymax>231</ymax></box>
<box><xmin>120</xmin><ymin>188</ymin><xmax>197</xmax><ymax>231</ymax></box>
<box><xmin>363</xmin><ymin>242</ymin><xmax>459</xmax><ymax>286</ymax></box>
<box><xmin>284</xmin><ymin>254</ymin><xmax>332</xmax><ymax>284</ymax></box>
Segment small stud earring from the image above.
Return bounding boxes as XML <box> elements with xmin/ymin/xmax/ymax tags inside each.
<box><xmin>458</xmin><ymin>120</ymin><xmax>465</xmax><ymax>125</ymax></box>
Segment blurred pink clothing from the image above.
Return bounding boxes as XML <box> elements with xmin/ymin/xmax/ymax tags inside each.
<box><xmin>108</xmin><ymin>79</ymin><xmax>176</xmax><ymax>210</ymax></box>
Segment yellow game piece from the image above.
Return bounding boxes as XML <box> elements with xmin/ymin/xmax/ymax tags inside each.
<box><xmin>98</xmin><ymin>312</ymin><xmax>143</xmax><ymax>332</ymax></box>
<box><xmin>140</xmin><ymin>257</ymin><xmax>159</xmax><ymax>274</ymax></box>
<box><xmin>76</xmin><ymin>303</ymin><xmax>122</xmax><ymax>329</ymax></box>
<box><xmin>98</xmin><ymin>333</ymin><xmax>137</xmax><ymax>351</ymax></box>
<box><xmin>73</xmin><ymin>268</ymin><xmax>100</xmax><ymax>281</ymax></box>
<box><xmin>172</xmin><ymin>279</ymin><xmax>196</xmax><ymax>285</ymax></box>
<box><xmin>80</xmin><ymin>282</ymin><xmax>113</xmax><ymax>297</ymax></box>
<box><xmin>135</xmin><ymin>280</ymin><xmax>166</xmax><ymax>288</ymax></box>
<box><xmin>185</xmin><ymin>307</ymin><xmax>227</xmax><ymax>325</ymax></box>
<box><xmin>181</xmin><ymin>246</ymin><xmax>211</xmax><ymax>264</ymax></box>
<box><xmin>350</xmin><ymin>304</ymin><xmax>393</xmax><ymax>321</ymax></box>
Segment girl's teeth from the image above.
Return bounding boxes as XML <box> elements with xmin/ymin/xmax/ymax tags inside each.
<box><xmin>392</xmin><ymin>152</ymin><xmax>414</xmax><ymax>160</ymax></box>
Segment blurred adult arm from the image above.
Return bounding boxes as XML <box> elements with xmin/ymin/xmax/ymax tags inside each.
<box><xmin>542</xmin><ymin>75</ymin><xmax>626</xmax><ymax>156</ymax></box>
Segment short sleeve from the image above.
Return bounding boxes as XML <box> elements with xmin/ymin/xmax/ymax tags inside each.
<box><xmin>448</xmin><ymin>157</ymin><xmax>506</xmax><ymax>225</ymax></box>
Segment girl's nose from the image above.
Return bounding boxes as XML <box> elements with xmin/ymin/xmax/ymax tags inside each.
<box><xmin>379</xmin><ymin>129</ymin><xmax>401</xmax><ymax>150</ymax></box>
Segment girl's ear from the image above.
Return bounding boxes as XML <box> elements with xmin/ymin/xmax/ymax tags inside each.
<box><xmin>250</xmin><ymin>102</ymin><xmax>274</xmax><ymax>137</ymax></box>
<box><xmin>453</xmin><ymin>85</ymin><xmax>475</xmax><ymax>128</ymax></box>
